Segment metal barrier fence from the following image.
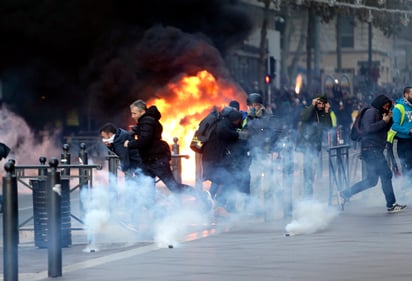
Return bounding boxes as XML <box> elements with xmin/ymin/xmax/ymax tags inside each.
<box><xmin>14</xmin><ymin>146</ymin><xmax>102</xmax><ymax>249</ymax></box>
<box><xmin>2</xmin><ymin>139</ymin><xmax>191</xmax><ymax>281</ymax></box>
<box><xmin>2</xmin><ymin>143</ymin><xmax>102</xmax><ymax>281</ymax></box>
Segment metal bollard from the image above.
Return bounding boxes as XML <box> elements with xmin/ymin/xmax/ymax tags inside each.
<box><xmin>39</xmin><ymin>156</ymin><xmax>47</xmax><ymax>176</ymax></box>
<box><xmin>107</xmin><ymin>153</ymin><xmax>118</xmax><ymax>176</ymax></box>
<box><xmin>78</xmin><ymin>143</ymin><xmax>88</xmax><ymax>215</ymax></box>
<box><xmin>3</xmin><ymin>160</ymin><xmax>19</xmax><ymax>281</ymax></box>
<box><xmin>107</xmin><ymin>151</ymin><xmax>119</xmax><ymax>185</ymax></box>
<box><xmin>47</xmin><ymin>158</ymin><xmax>62</xmax><ymax>278</ymax></box>
<box><xmin>171</xmin><ymin>137</ymin><xmax>182</xmax><ymax>183</ymax></box>
<box><xmin>60</xmin><ymin>144</ymin><xmax>71</xmax><ymax>176</ymax></box>
<box><xmin>33</xmin><ymin>157</ymin><xmax>48</xmax><ymax>248</ymax></box>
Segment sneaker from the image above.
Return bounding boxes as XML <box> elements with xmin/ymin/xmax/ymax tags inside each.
<box><xmin>387</xmin><ymin>203</ymin><xmax>407</xmax><ymax>213</ymax></box>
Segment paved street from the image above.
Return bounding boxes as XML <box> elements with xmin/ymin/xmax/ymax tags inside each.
<box><xmin>1</xmin><ymin>191</ymin><xmax>412</xmax><ymax>281</ymax></box>
<box><xmin>2</xmin><ymin>149</ymin><xmax>412</xmax><ymax>281</ymax></box>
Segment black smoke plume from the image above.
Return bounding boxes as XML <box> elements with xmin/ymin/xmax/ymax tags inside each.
<box><xmin>0</xmin><ymin>0</ymin><xmax>252</xmax><ymax>132</ymax></box>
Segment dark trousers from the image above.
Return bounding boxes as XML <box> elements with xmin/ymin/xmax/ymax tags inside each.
<box><xmin>343</xmin><ymin>148</ymin><xmax>396</xmax><ymax>208</ymax></box>
<box><xmin>396</xmin><ymin>138</ymin><xmax>412</xmax><ymax>177</ymax></box>
<box><xmin>142</xmin><ymin>156</ymin><xmax>188</xmax><ymax>193</ymax></box>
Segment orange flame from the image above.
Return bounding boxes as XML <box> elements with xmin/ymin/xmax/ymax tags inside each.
<box><xmin>295</xmin><ymin>74</ymin><xmax>303</xmax><ymax>95</ymax></box>
<box><xmin>147</xmin><ymin>70</ymin><xmax>246</xmax><ymax>183</ymax></box>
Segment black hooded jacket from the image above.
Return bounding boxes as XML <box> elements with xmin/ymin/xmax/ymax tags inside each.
<box><xmin>361</xmin><ymin>95</ymin><xmax>393</xmax><ymax>150</ymax></box>
<box><xmin>127</xmin><ymin>105</ymin><xmax>171</xmax><ymax>162</ymax></box>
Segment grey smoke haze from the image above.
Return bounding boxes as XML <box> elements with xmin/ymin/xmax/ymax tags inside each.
<box><xmin>0</xmin><ymin>0</ymin><xmax>253</xmax><ymax>131</ymax></box>
<box><xmin>0</xmin><ymin>105</ymin><xmax>61</xmax><ymax>169</ymax></box>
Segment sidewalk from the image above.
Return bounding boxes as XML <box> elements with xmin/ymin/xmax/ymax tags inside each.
<box><xmin>2</xmin><ymin>198</ymin><xmax>412</xmax><ymax>281</ymax></box>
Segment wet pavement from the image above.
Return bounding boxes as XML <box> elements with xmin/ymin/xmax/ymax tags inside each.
<box><xmin>1</xmin><ymin>196</ymin><xmax>412</xmax><ymax>281</ymax></box>
<box><xmin>2</xmin><ymin>148</ymin><xmax>412</xmax><ymax>281</ymax></box>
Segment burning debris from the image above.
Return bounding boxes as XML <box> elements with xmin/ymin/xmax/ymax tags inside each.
<box><xmin>0</xmin><ymin>1</ymin><xmax>253</xmax><ymax>132</ymax></box>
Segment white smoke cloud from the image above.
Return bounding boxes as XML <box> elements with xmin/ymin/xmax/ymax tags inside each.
<box><xmin>0</xmin><ymin>105</ymin><xmax>61</xmax><ymax>167</ymax></box>
<box><xmin>285</xmin><ymin>199</ymin><xmax>339</xmax><ymax>236</ymax></box>
<box><xmin>153</xmin><ymin>203</ymin><xmax>209</xmax><ymax>248</ymax></box>
<box><xmin>81</xmin><ymin>171</ymin><xmax>214</xmax><ymax>251</ymax></box>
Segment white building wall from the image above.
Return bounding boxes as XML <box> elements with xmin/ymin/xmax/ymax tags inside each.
<box><xmin>286</xmin><ymin>14</ymin><xmax>394</xmax><ymax>84</ymax></box>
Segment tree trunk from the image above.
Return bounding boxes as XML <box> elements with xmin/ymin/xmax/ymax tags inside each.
<box><xmin>258</xmin><ymin>0</ymin><xmax>271</xmax><ymax>103</ymax></box>
<box><xmin>288</xmin><ymin>11</ymin><xmax>307</xmax><ymax>89</ymax></box>
<box><xmin>306</xmin><ymin>7</ymin><xmax>314</xmax><ymax>97</ymax></box>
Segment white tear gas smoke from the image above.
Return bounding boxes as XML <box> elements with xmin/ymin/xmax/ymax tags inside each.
<box><xmin>81</xmin><ymin>170</ymin><xmax>214</xmax><ymax>249</ymax></box>
<box><xmin>285</xmin><ymin>199</ymin><xmax>339</xmax><ymax>236</ymax></box>
<box><xmin>0</xmin><ymin>105</ymin><xmax>61</xmax><ymax>174</ymax></box>
<box><xmin>153</xmin><ymin>203</ymin><xmax>209</xmax><ymax>248</ymax></box>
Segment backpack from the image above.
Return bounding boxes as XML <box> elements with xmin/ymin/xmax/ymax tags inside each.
<box><xmin>190</xmin><ymin>108</ymin><xmax>222</xmax><ymax>153</ymax></box>
<box><xmin>350</xmin><ymin>106</ymin><xmax>370</xmax><ymax>142</ymax></box>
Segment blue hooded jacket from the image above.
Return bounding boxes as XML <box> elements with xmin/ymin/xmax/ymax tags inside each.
<box><xmin>390</xmin><ymin>97</ymin><xmax>412</xmax><ymax>139</ymax></box>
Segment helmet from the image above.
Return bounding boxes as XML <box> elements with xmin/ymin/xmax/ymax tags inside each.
<box><xmin>247</xmin><ymin>93</ymin><xmax>263</xmax><ymax>105</ymax></box>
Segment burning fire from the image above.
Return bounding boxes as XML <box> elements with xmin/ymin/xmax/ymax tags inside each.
<box><xmin>147</xmin><ymin>70</ymin><xmax>246</xmax><ymax>183</ymax></box>
<box><xmin>295</xmin><ymin>74</ymin><xmax>303</xmax><ymax>95</ymax></box>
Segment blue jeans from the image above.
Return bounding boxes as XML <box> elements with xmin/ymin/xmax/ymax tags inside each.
<box><xmin>303</xmin><ymin>149</ymin><xmax>320</xmax><ymax>199</ymax></box>
<box><xmin>342</xmin><ymin>148</ymin><xmax>396</xmax><ymax>208</ymax></box>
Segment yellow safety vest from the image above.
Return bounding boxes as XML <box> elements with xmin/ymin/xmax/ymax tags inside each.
<box><xmin>387</xmin><ymin>104</ymin><xmax>405</xmax><ymax>144</ymax></box>
<box><xmin>330</xmin><ymin>111</ymin><xmax>337</xmax><ymax>128</ymax></box>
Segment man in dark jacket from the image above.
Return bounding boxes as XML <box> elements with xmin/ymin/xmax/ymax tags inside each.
<box><xmin>124</xmin><ymin>99</ymin><xmax>212</xmax><ymax>215</ymax></box>
<box><xmin>202</xmin><ymin>109</ymin><xmax>243</xmax><ymax>215</ymax></box>
<box><xmin>296</xmin><ymin>95</ymin><xmax>333</xmax><ymax>198</ymax></box>
<box><xmin>99</xmin><ymin>122</ymin><xmax>142</xmax><ymax>178</ymax></box>
<box><xmin>124</xmin><ymin>100</ymin><xmax>183</xmax><ymax>194</ymax></box>
<box><xmin>340</xmin><ymin>95</ymin><xmax>407</xmax><ymax>213</ymax></box>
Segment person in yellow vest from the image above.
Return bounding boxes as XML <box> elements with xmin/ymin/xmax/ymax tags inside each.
<box><xmin>387</xmin><ymin>87</ymin><xmax>412</xmax><ymax>177</ymax></box>
<box><xmin>340</xmin><ymin>95</ymin><xmax>406</xmax><ymax>213</ymax></box>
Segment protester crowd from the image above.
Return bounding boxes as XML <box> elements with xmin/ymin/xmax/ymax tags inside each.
<box><xmin>91</xmin><ymin>81</ymin><xmax>412</xmax><ymax>222</ymax></box>
<box><xmin>2</xmin><ymin>85</ymin><xmax>409</xmax><ymax>220</ymax></box>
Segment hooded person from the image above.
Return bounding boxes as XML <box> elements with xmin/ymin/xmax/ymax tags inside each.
<box><xmin>124</xmin><ymin>100</ymin><xmax>212</xmax><ymax>213</ymax></box>
<box><xmin>125</xmin><ymin>101</ymin><xmax>175</xmax><ymax>182</ymax></box>
<box><xmin>360</xmin><ymin>94</ymin><xmax>393</xmax><ymax>148</ymax></box>
<box><xmin>202</xmin><ymin>107</ymin><xmax>243</xmax><ymax>215</ymax></box>
<box><xmin>296</xmin><ymin>95</ymin><xmax>333</xmax><ymax>198</ymax></box>
<box><xmin>340</xmin><ymin>94</ymin><xmax>407</xmax><ymax>213</ymax></box>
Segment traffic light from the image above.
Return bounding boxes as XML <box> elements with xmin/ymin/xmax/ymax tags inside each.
<box><xmin>269</xmin><ymin>56</ymin><xmax>276</xmax><ymax>78</ymax></box>
<box><xmin>264</xmin><ymin>74</ymin><xmax>271</xmax><ymax>85</ymax></box>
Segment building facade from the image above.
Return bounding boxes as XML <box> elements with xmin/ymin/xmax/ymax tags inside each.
<box><xmin>226</xmin><ymin>1</ymin><xmax>410</xmax><ymax>99</ymax></box>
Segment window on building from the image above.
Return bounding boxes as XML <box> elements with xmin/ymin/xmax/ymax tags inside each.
<box><xmin>340</xmin><ymin>16</ymin><xmax>354</xmax><ymax>48</ymax></box>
